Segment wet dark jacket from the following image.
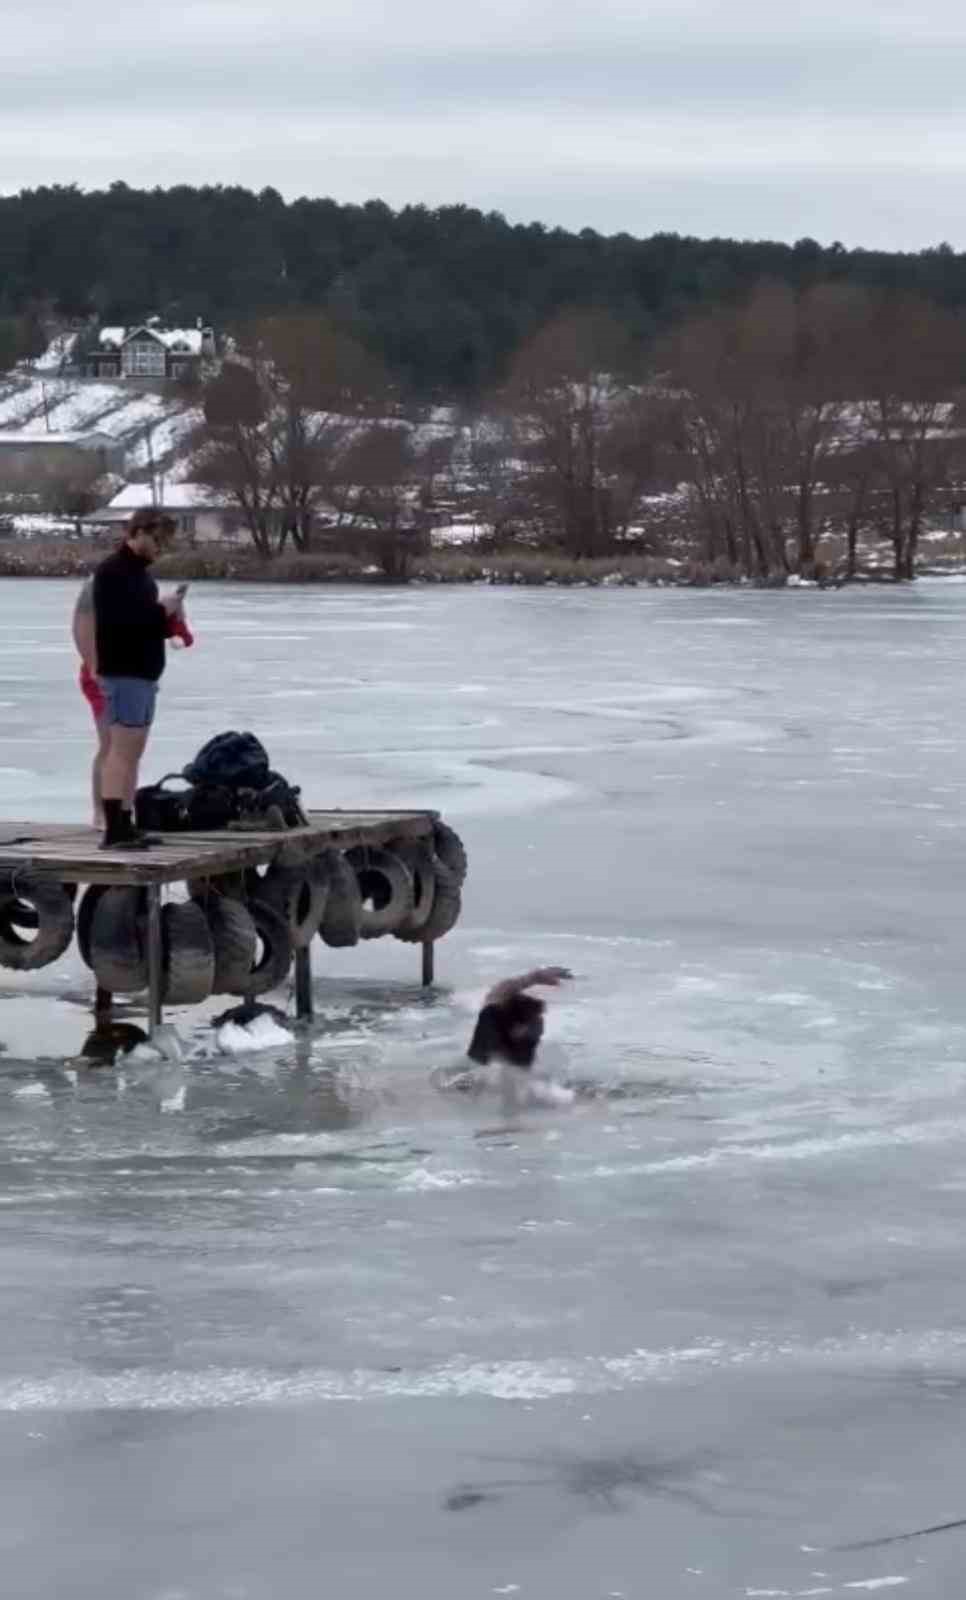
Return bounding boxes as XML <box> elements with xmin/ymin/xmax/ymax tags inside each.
<box><xmin>93</xmin><ymin>544</ymin><xmax>167</xmax><ymax>682</ymax></box>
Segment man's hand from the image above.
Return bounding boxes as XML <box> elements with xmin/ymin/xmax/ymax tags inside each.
<box><xmin>529</xmin><ymin>966</ymin><xmax>573</xmax><ymax>987</ymax></box>
<box><xmin>484</xmin><ymin>966</ymin><xmax>574</xmax><ymax>1005</ymax></box>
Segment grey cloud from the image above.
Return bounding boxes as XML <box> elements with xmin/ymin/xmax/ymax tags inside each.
<box><xmin>1</xmin><ymin>0</ymin><xmax>964</xmax><ymax>248</ymax></box>
<box><xmin>4</xmin><ymin>36</ymin><xmax>966</xmax><ymax>117</ymax></box>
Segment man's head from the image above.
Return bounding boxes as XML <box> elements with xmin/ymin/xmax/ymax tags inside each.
<box><xmin>124</xmin><ymin>508</ymin><xmax>176</xmax><ymax>563</ymax></box>
<box><xmin>467</xmin><ymin>992</ymin><xmax>545</xmax><ymax>1069</ymax></box>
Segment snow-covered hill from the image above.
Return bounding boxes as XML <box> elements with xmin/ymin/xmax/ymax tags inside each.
<box><xmin>0</xmin><ymin>374</ymin><xmax>201</xmax><ymax>482</ymax></box>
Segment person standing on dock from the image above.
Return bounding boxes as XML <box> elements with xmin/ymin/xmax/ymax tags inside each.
<box><xmin>93</xmin><ymin>508</ymin><xmax>185</xmax><ymax>851</ymax></box>
<box><xmin>71</xmin><ymin>577</ymin><xmax>110</xmax><ymax>829</ymax></box>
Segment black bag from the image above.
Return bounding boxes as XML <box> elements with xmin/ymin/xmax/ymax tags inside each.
<box><xmin>261</xmin><ymin>771</ymin><xmax>308</xmax><ymax>827</ymax></box>
<box><xmin>182</xmin><ymin>731</ymin><xmax>271</xmax><ymax>792</ymax></box>
<box><xmin>135</xmin><ymin>775</ymin><xmax>238</xmax><ymax>833</ymax></box>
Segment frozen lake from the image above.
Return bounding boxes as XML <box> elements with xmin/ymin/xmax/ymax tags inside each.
<box><xmin>3</xmin><ymin>576</ymin><xmax>966</xmax><ymax>1597</ymax></box>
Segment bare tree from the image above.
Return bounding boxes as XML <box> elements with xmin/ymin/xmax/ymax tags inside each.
<box><xmin>822</xmin><ymin>438</ymin><xmax>879</xmax><ymax>580</ymax></box>
<box><xmin>463</xmin><ymin>414</ymin><xmax>528</xmax><ymax>542</ymax></box>
<box><xmin>497</xmin><ymin>310</ymin><xmax>674</xmax><ymax>557</ymax></box>
<box><xmin>663</xmin><ymin>282</ymin><xmax>879</xmax><ymax>579</ymax></box>
<box><xmin>771</xmin><ymin>282</ymin><xmax>871</xmax><ymax>575</ymax></box>
<box><xmin>40</xmin><ymin>459</ymin><xmax>108</xmax><ymax>528</ymax></box>
<box><xmin>858</xmin><ymin>296</ymin><xmax>966</xmax><ymax>580</ymax></box>
<box><xmin>330</xmin><ymin>424</ymin><xmax>440</xmax><ymax>580</ymax></box>
<box><xmin>194</xmin><ymin>314</ymin><xmax>386</xmax><ymax>557</ymax></box>
<box><xmin>663</xmin><ymin>301</ymin><xmax>787</xmax><ymax>579</ymax></box>
<box><xmin>253</xmin><ymin>315</ymin><xmax>384</xmax><ymax>552</ymax></box>
<box><xmin>194</xmin><ymin>361</ymin><xmax>278</xmax><ymax>555</ymax></box>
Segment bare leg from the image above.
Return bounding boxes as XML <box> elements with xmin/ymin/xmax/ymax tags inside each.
<box><xmin>102</xmin><ymin>724</ymin><xmax>150</xmax><ymax>808</ymax></box>
<box><xmin>92</xmin><ymin>720</ymin><xmax>110</xmax><ymax>828</ymax></box>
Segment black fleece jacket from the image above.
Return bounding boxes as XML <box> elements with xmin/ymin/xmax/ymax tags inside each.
<box><xmin>93</xmin><ymin>543</ymin><xmax>167</xmax><ymax>681</ymax></box>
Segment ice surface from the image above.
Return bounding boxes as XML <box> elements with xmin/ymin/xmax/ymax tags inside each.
<box><xmin>1</xmin><ymin>580</ymin><xmax>966</xmax><ymax>1597</ymax></box>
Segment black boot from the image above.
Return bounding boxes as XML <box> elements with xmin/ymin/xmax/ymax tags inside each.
<box><xmin>120</xmin><ymin>807</ymin><xmax>162</xmax><ymax>847</ymax></box>
<box><xmin>100</xmin><ymin>801</ymin><xmax>150</xmax><ymax>852</ymax></box>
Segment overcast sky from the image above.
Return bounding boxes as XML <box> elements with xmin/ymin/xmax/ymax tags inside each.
<box><xmin>2</xmin><ymin>0</ymin><xmax>964</xmax><ymax>250</ymax></box>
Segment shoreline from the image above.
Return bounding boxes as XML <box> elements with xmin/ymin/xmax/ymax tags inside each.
<box><xmin>0</xmin><ymin>538</ymin><xmax>961</xmax><ymax>588</ymax></box>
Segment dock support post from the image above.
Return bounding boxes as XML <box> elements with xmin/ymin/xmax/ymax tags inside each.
<box><xmin>146</xmin><ymin>884</ymin><xmax>163</xmax><ymax>1035</ymax></box>
<box><xmin>421</xmin><ymin>941</ymin><xmax>435</xmax><ymax>988</ymax></box>
<box><xmin>294</xmin><ymin>945</ymin><xmax>313</xmax><ymax>1019</ymax></box>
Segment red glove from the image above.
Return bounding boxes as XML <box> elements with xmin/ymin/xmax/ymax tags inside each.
<box><xmin>165</xmin><ymin>613</ymin><xmax>194</xmax><ymax>648</ymax></box>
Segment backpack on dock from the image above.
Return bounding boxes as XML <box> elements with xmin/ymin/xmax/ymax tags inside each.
<box><xmin>135</xmin><ymin>731</ymin><xmax>307</xmax><ymax>833</ymax></box>
<box><xmin>183</xmin><ymin>731</ymin><xmax>272</xmax><ymax>791</ymax></box>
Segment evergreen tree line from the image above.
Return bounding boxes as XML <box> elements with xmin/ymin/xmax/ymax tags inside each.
<box><xmin>3</xmin><ymin>181</ymin><xmax>966</xmax><ymax>397</ymax></box>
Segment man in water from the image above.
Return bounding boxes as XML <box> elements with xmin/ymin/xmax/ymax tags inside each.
<box><xmin>467</xmin><ymin>966</ymin><xmax>573</xmax><ymax>1068</ymax></box>
<box><xmin>93</xmin><ymin>508</ymin><xmax>184</xmax><ymax>850</ymax></box>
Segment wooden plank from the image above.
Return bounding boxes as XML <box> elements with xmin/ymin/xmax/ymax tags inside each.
<box><xmin>0</xmin><ymin>809</ymin><xmax>438</xmax><ymax>887</ymax></box>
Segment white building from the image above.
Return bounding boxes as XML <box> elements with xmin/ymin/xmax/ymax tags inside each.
<box><xmin>0</xmin><ymin>430</ymin><xmax>125</xmax><ymax>488</ymax></box>
<box><xmin>83</xmin><ymin>482</ymin><xmax>246</xmax><ymax>544</ymax></box>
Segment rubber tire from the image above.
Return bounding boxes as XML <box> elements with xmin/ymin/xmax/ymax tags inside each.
<box><xmin>77</xmin><ymin>885</ymin><xmax>109</xmax><ymax>969</ymax></box>
<box><xmin>90</xmin><ymin>887</ymin><xmax>148</xmax><ymax>994</ymax></box>
<box><xmin>7</xmin><ymin>901</ymin><xmax>39</xmax><ymax>931</ymax></box>
<box><xmin>432</xmin><ymin>821</ymin><xmax>468</xmax><ymax>886</ymax></box>
<box><xmin>13</xmin><ymin>881</ymin><xmax>78</xmax><ymax>929</ymax></box>
<box><xmin>417</xmin><ymin>855</ymin><xmax>462</xmax><ymax>942</ymax></box>
<box><xmin>16</xmin><ymin>884</ymin><xmax>78</xmax><ymax>926</ymax></box>
<box><xmin>195</xmin><ymin>892</ymin><xmax>258</xmax><ymax>995</ymax></box>
<box><xmin>317</xmin><ymin>849</ymin><xmax>363</xmax><ymax>949</ymax></box>
<box><xmin>161</xmin><ymin>900</ymin><xmax>215</xmax><ymax>1005</ymax></box>
<box><xmin>244</xmin><ymin>896</ymin><xmax>294</xmax><ymax>996</ymax></box>
<box><xmin>346</xmin><ymin>846</ymin><xmax>414</xmax><ymax>940</ymax></box>
<box><xmin>0</xmin><ymin>871</ymin><xmax>75</xmax><ymax>971</ymax></box>
<box><xmin>248</xmin><ymin>861</ymin><xmax>327</xmax><ymax>951</ymax></box>
<box><xmin>391</xmin><ymin>839</ymin><xmax>437</xmax><ymax>941</ymax></box>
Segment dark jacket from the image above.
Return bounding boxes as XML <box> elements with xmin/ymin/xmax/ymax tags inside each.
<box><xmin>93</xmin><ymin>543</ymin><xmax>168</xmax><ymax>682</ymax></box>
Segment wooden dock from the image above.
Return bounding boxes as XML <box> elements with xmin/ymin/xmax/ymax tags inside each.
<box><xmin>0</xmin><ymin>809</ymin><xmax>436</xmax><ymax>884</ymax></box>
<box><xmin>0</xmin><ymin>810</ymin><xmax>442</xmax><ymax>1034</ymax></box>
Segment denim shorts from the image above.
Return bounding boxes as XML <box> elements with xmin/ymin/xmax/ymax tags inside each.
<box><xmin>101</xmin><ymin>676</ymin><xmax>159</xmax><ymax>728</ymax></box>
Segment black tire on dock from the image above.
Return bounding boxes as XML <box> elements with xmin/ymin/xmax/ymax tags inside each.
<box><xmin>89</xmin><ymin>887</ymin><xmax>149</xmax><ymax>993</ymax></box>
<box><xmin>17</xmin><ymin>885</ymin><xmax>77</xmax><ymax>928</ymax></box>
<box><xmin>0</xmin><ymin>871</ymin><xmax>75</xmax><ymax>971</ymax></box>
<box><xmin>432</xmin><ymin>821</ymin><xmax>468</xmax><ymax>885</ymax></box>
<box><xmin>390</xmin><ymin>839</ymin><xmax>437</xmax><ymax>941</ymax></box>
<box><xmin>416</xmin><ymin>855</ymin><xmax>462</xmax><ymax>943</ymax></box>
<box><xmin>246</xmin><ymin>861</ymin><xmax>327</xmax><ymax>951</ymax></box>
<box><xmin>243</xmin><ymin>896</ymin><xmax>294</xmax><ymax>995</ymax></box>
<box><xmin>196</xmin><ymin>892</ymin><xmax>258</xmax><ymax>994</ymax></box>
<box><xmin>316</xmin><ymin>849</ymin><xmax>363</xmax><ymax>948</ymax></box>
<box><xmin>345</xmin><ymin>846</ymin><xmax>414</xmax><ymax>940</ymax></box>
<box><xmin>7</xmin><ymin>901</ymin><xmax>39</xmax><ymax>931</ymax></box>
<box><xmin>77</xmin><ymin>885</ymin><xmax>109</xmax><ymax>969</ymax></box>
<box><xmin>161</xmin><ymin>900</ymin><xmax>215</xmax><ymax>1005</ymax></box>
